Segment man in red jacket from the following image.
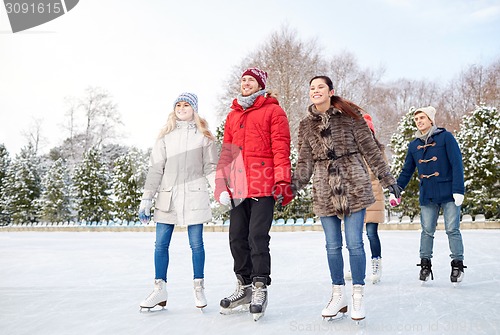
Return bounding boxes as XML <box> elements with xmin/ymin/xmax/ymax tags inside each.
<box><xmin>215</xmin><ymin>67</ymin><xmax>293</xmax><ymax>320</ymax></box>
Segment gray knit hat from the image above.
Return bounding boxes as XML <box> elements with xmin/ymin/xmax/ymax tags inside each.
<box><xmin>173</xmin><ymin>92</ymin><xmax>198</xmax><ymax>113</ymax></box>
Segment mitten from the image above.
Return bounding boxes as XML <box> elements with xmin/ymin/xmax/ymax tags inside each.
<box><xmin>219</xmin><ymin>191</ymin><xmax>231</xmax><ymax>206</ymax></box>
<box><xmin>272</xmin><ymin>183</ymin><xmax>295</xmax><ymax>207</ymax></box>
<box><xmin>388</xmin><ymin>184</ymin><xmax>403</xmax><ymax>199</ymax></box>
<box><xmin>453</xmin><ymin>193</ymin><xmax>464</xmax><ymax>206</ymax></box>
<box><xmin>214</xmin><ymin>179</ymin><xmax>229</xmax><ymax>205</ymax></box>
<box><xmin>138</xmin><ymin>199</ymin><xmax>152</xmax><ymax>224</ymax></box>
<box><xmin>389</xmin><ymin>193</ymin><xmax>401</xmax><ymax>207</ymax></box>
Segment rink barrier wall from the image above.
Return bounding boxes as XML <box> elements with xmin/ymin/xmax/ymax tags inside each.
<box><xmin>1</xmin><ymin>214</ymin><xmax>499</xmax><ymax>232</ymax></box>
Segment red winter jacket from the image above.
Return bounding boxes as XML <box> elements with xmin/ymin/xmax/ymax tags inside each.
<box><xmin>215</xmin><ymin>94</ymin><xmax>291</xmax><ymax>200</ymax></box>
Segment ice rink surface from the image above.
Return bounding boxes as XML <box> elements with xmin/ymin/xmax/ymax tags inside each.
<box><xmin>1</xmin><ymin>229</ymin><xmax>499</xmax><ymax>335</ymax></box>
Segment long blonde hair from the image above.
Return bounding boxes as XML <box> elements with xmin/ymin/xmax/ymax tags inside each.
<box><xmin>157</xmin><ymin>111</ymin><xmax>215</xmax><ymax>141</ymax></box>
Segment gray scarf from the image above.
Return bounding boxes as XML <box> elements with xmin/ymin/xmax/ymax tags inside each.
<box><xmin>415</xmin><ymin>124</ymin><xmax>438</xmax><ymax>143</ymax></box>
<box><xmin>237</xmin><ymin>89</ymin><xmax>266</xmax><ymax>110</ymax></box>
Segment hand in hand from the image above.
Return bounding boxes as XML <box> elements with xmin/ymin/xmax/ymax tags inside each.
<box><xmin>389</xmin><ymin>193</ymin><xmax>401</xmax><ymax>207</ymax></box>
<box><xmin>388</xmin><ymin>184</ymin><xmax>403</xmax><ymax>199</ymax></box>
<box><xmin>272</xmin><ymin>183</ymin><xmax>295</xmax><ymax>207</ymax></box>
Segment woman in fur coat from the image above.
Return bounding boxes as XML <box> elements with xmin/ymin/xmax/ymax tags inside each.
<box><xmin>292</xmin><ymin>76</ymin><xmax>401</xmax><ymax>322</ymax></box>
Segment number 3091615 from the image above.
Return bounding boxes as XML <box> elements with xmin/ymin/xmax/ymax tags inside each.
<box><xmin>5</xmin><ymin>2</ymin><xmax>62</xmax><ymax>14</ymax></box>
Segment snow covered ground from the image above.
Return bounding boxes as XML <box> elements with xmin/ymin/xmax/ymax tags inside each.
<box><xmin>1</xmin><ymin>229</ymin><xmax>499</xmax><ymax>335</ymax></box>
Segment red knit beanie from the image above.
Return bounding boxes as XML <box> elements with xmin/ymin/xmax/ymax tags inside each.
<box><xmin>241</xmin><ymin>67</ymin><xmax>268</xmax><ymax>89</ymax></box>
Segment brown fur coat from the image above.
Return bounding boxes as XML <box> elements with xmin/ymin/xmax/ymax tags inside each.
<box><xmin>292</xmin><ymin>105</ymin><xmax>396</xmax><ymax>217</ymax></box>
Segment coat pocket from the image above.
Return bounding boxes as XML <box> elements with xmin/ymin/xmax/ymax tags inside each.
<box><xmin>188</xmin><ymin>182</ymin><xmax>210</xmax><ymax>210</ymax></box>
<box><xmin>156</xmin><ymin>187</ymin><xmax>173</xmax><ymax>212</ymax></box>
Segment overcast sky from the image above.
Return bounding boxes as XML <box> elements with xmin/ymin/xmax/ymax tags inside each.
<box><xmin>1</xmin><ymin>0</ymin><xmax>499</xmax><ymax>156</ymax></box>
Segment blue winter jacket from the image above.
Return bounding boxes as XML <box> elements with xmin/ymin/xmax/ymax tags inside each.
<box><xmin>397</xmin><ymin>128</ymin><xmax>465</xmax><ymax>206</ymax></box>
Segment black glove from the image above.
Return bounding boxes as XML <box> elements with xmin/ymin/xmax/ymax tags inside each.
<box><xmin>388</xmin><ymin>184</ymin><xmax>403</xmax><ymax>199</ymax></box>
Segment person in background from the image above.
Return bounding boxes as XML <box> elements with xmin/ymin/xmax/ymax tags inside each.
<box><xmin>292</xmin><ymin>75</ymin><xmax>401</xmax><ymax>322</ymax></box>
<box><xmin>396</xmin><ymin>106</ymin><xmax>466</xmax><ymax>286</ymax></box>
<box><xmin>214</xmin><ymin>67</ymin><xmax>293</xmax><ymax>321</ymax></box>
<box><xmin>362</xmin><ymin>113</ymin><xmax>387</xmax><ymax>284</ymax></box>
<box><xmin>345</xmin><ymin>113</ymin><xmax>387</xmax><ymax>284</ymax></box>
<box><xmin>138</xmin><ymin>92</ymin><xmax>218</xmax><ymax>311</ymax></box>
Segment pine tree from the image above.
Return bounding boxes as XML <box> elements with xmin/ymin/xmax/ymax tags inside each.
<box><xmin>389</xmin><ymin>109</ymin><xmax>420</xmax><ymax>219</ymax></box>
<box><xmin>39</xmin><ymin>158</ymin><xmax>72</xmax><ymax>222</ymax></box>
<box><xmin>2</xmin><ymin>144</ymin><xmax>41</xmax><ymax>223</ymax></box>
<box><xmin>73</xmin><ymin>147</ymin><xmax>112</xmax><ymax>222</ymax></box>
<box><xmin>0</xmin><ymin>144</ymin><xmax>11</xmax><ymax>222</ymax></box>
<box><xmin>112</xmin><ymin>148</ymin><xmax>147</xmax><ymax>221</ymax></box>
<box><xmin>274</xmin><ymin>144</ymin><xmax>314</xmax><ymax>220</ymax></box>
<box><xmin>456</xmin><ymin>106</ymin><xmax>500</xmax><ymax>219</ymax></box>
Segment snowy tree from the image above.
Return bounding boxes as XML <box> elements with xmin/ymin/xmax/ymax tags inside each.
<box><xmin>2</xmin><ymin>144</ymin><xmax>42</xmax><ymax>223</ymax></box>
<box><xmin>274</xmin><ymin>144</ymin><xmax>314</xmax><ymax>220</ymax></box>
<box><xmin>39</xmin><ymin>158</ymin><xmax>72</xmax><ymax>222</ymax></box>
<box><xmin>389</xmin><ymin>109</ymin><xmax>420</xmax><ymax>219</ymax></box>
<box><xmin>73</xmin><ymin>147</ymin><xmax>112</xmax><ymax>222</ymax></box>
<box><xmin>216</xmin><ymin>25</ymin><xmax>326</xmax><ymax>147</ymax></box>
<box><xmin>112</xmin><ymin>148</ymin><xmax>147</xmax><ymax>221</ymax></box>
<box><xmin>57</xmin><ymin>87</ymin><xmax>123</xmax><ymax>166</ymax></box>
<box><xmin>0</xmin><ymin>144</ymin><xmax>11</xmax><ymax>221</ymax></box>
<box><xmin>456</xmin><ymin>106</ymin><xmax>500</xmax><ymax>219</ymax></box>
<box><xmin>79</xmin><ymin>87</ymin><xmax>123</xmax><ymax>152</ymax></box>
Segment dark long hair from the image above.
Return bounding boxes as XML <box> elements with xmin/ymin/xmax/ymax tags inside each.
<box><xmin>309</xmin><ymin>75</ymin><xmax>363</xmax><ymax>119</ymax></box>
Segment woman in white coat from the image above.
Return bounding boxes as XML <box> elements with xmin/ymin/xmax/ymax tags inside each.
<box><xmin>138</xmin><ymin>92</ymin><xmax>218</xmax><ymax>311</ymax></box>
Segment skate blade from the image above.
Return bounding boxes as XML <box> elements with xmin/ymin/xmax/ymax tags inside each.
<box><xmin>420</xmin><ymin>277</ymin><xmax>431</xmax><ymax>285</ymax></box>
<box><xmin>253</xmin><ymin>312</ymin><xmax>264</xmax><ymax>321</ymax></box>
<box><xmin>353</xmin><ymin>318</ymin><xmax>366</xmax><ymax>327</ymax></box>
<box><xmin>139</xmin><ymin>305</ymin><xmax>166</xmax><ymax>313</ymax></box>
<box><xmin>322</xmin><ymin>313</ymin><xmax>346</xmax><ymax>322</ymax></box>
<box><xmin>220</xmin><ymin>303</ymin><xmax>250</xmax><ymax>315</ymax></box>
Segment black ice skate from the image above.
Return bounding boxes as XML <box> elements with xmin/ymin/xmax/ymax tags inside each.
<box><xmin>249</xmin><ymin>277</ymin><xmax>268</xmax><ymax>321</ymax></box>
<box><xmin>450</xmin><ymin>260</ymin><xmax>467</xmax><ymax>287</ymax></box>
<box><xmin>220</xmin><ymin>274</ymin><xmax>252</xmax><ymax>314</ymax></box>
<box><xmin>417</xmin><ymin>258</ymin><xmax>434</xmax><ymax>284</ymax></box>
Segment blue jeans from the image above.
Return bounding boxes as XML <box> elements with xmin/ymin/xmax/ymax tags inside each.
<box><xmin>420</xmin><ymin>201</ymin><xmax>464</xmax><ymax>261</ymax></box>
<box><xmin>320</xmin><ymin>209</ymin><xmax>366</xmax><ymax>285</ymax></box>
<box><xmin>154</xmin><ymin>223</ymin><xmax>205</xmax><ymax>281</ymax></box>
<box><xmin>366</xmin><ymin>222</ymin><xmax>381</xmax><ymax>259</ymax></box>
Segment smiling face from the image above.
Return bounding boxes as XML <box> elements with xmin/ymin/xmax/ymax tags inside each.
<box><xmin>309</xmin><ymin>78</ymin><xmax>334</xmax><ymax>112</ymax></box>
<box><xmin>413</xmin><ymin>111</ymin><xmax>433</xmax><ymax>134</ymax></box>
<box><xmin>240</xmin><ymin>75</ymin><xmax>261</xmax><ymax>97</ymax></box>
<box><xmin>174</xmin><ymin>101</ymin><xmax>195</xmax><ymax>121</ymax></box>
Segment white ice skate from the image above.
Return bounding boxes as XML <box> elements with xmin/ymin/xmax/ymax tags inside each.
<box><xmin>249</xmin><ymin>278</ymin><xmax>268</xmax><ymax>321</ymax></box>
<box><xmin>194</xmin><ymin>278</ymin><xmax>207</xmax><ymax>309</ymax></box>
<box><xmin>139</xmin><ymin>279</ymin><xmax>168</xmax><ymax>312</ymax></box>
<box><xmin>220</xmin><ymin>275</ymin><xmax>252</xmax><ymax>315</ymax></box>
<box><xmin>351</xmin><ymin>284</ymin><xmax>365</xmax><ymax>324</ymax></box>
<box><xmin>322</xmin><ymin>284</ymin><xmax>348</xmax><ymax>321</ymax></box>
<box><xmin>371</xmin><ymin>258</ymin><xmax>382</xmax><ymax>284</ymax></box>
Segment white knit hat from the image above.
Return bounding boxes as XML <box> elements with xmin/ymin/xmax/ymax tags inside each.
<box><xmin>414</xmin><ymin>106</ymin><xmax>436</xmax><ymax>125</ymax></box>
